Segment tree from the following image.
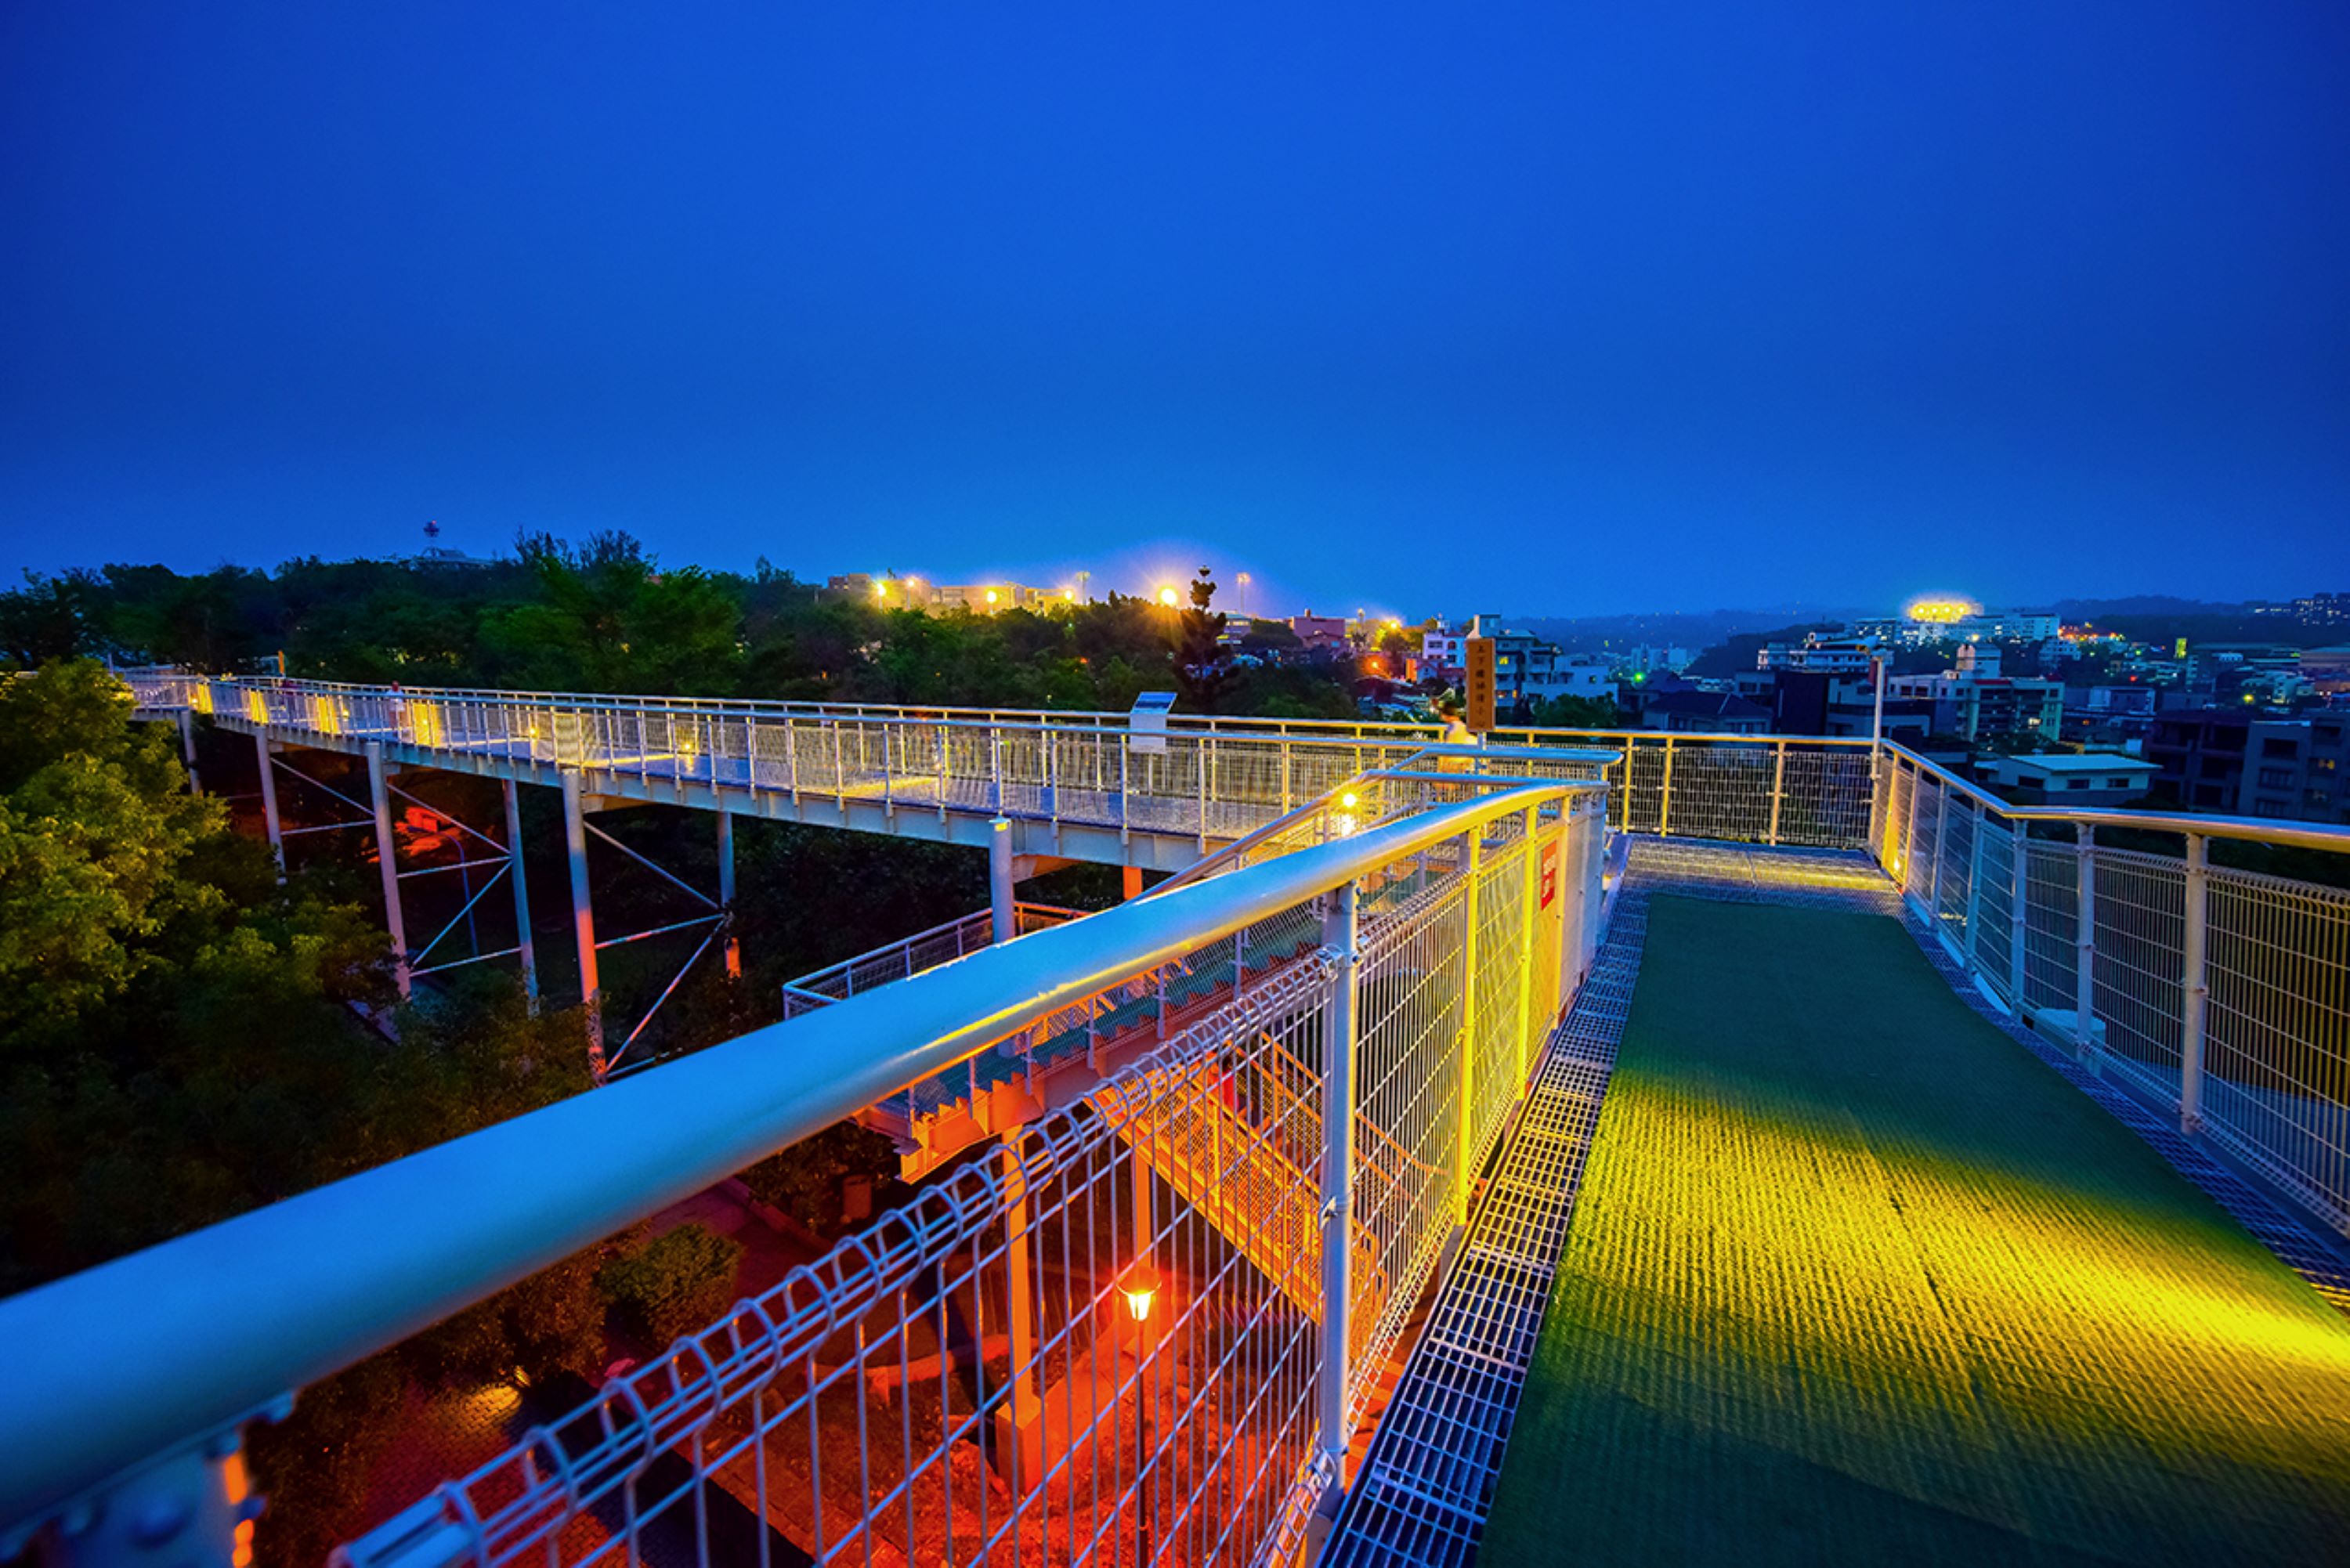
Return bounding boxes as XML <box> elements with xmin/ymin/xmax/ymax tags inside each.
<box><xmin>1173</xmin><ymin>567</ymin><xmax>1238</xmax><ymax>713</ymax></box>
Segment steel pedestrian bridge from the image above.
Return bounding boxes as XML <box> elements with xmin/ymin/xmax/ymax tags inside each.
<box><xmin>1</xmin><ymin>673</ymin><xmax>2345</xmax><ymax>1568</ymax></box>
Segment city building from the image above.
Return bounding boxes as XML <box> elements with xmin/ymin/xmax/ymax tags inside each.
<box><xmin>1980</xmin><ymin>752</ymin><xmax>2155</xmax><ymax>806</ymax></box>
<box><xmin>1849</xmin><ymin>599</ymin><xmax>2061</xmax><ymax>648</ymax></box>
<box><xmin>1419</xmin><ymin>622</ymin><xmax>1467</xmax><ymax>680</ymax></box>
<box><xmin>2146</xmin><ymin>710</ymin><xmax>2350</xmax><ymax>821</ymax></box>
<box><xmin>1757</xmin><ymin>633</ymin><xmax>1880</xmax><ymax>674</ymax></box>
<box><xmin>1470</xmin><ymin>613</ymin><xmax>1618</xmax><ymax>709</ymax></box>
<box><xmin>1288</xmin><ymin>612</ymin><xmax>1350</xmax><ymax>652</ymax></box>
<box><xmin>1619</xmin><ymin>644</ymin><xmax>1693</xmax><ymax>677</ymax></box>
<box><xmin>2301</xmin><ymin>646</ymin><xmax>2350</xmax><ymax>696</ymax></box>
<box><xmin>1638</xmin><ymin>689</ymin><xmax>1772</xmax><ymax>734</ymax></box>
<box><xmin>2059</xmin><ymin>683</ymin><xmax>2157</xmax><ymax>747</ymax></box>
<box><xmin>1884</xmin><ymin>668</ymin><xmax>2063</xmax><ymax>742</ymax></box>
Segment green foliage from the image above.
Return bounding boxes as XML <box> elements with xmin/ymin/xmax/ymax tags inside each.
<box><xmin>595</xmin><ymin>1221</ymin><xmax>745</xmax><ymax>1350</ymax></box>
<box><xmin>1528</xmin><ymin>694</ymin><xmax>1621</xmax><ymax>730</ymax></box>
<box><xmin>739</xmin><ymin>1121</ymin><xmax>902</xmax><ymax>1235</ymax></box>
<box><xmin>245</xmin><ymin>1353</ymin><xmax>408</xmax><ymax>1568</ymax></box>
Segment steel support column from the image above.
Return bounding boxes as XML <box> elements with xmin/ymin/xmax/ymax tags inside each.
<box><xmin>718</xmin><ymin>811</ymin><xmax>740</xmax><ymax>980</ymax></box>
<box><xmin>503</xmin><ymin>779</ymin><xmax>537</xmax><ymax>1010</ymax></box>
<box><xmin>1317</xmin><ymin>882</ymin><xmax>1360</xmax><ymax>1483</ymax></box>
<box><xmin>2181</xmin><ymin>833</ymin><xmax>2209</xmax><ymax>1133</ymax></box>
<box><xmin>254</xmin><ymin>732</ymin><xmax>284</xmax><ymax>880</ymax></box>
<box><xmin>365</xmin><ymin>742</ymin><xmax>410</xmax><ymax>999</ymax></box>
<box><xmin>562</xmin><ymin>770</ymin><xmax>604</xmax><ymax>1078</ymax></box>
<box><xmin>177</xmin><ymin>709</ymin><xmax>201</xmax><ymax>796</ymax></box>
<box><xmin>989</xmin><ymin>817</ymin><xmax>1016</xmax><ymax>944</ymax></box>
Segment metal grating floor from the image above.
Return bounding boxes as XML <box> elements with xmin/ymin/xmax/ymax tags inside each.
<box><xmin>1319</xmin><ymin>837</ymin><xmax>2349</xmax><ymax>1566</ymax></box>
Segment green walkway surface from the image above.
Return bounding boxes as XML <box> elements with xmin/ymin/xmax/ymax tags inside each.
<box><xmin>1482</xmin><ymin>895</ymin><xmax>2350</xmax><ymax>1566</ymax></box>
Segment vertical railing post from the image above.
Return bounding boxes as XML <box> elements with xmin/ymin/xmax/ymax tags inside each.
<box><xmin>2181</xmin><ymin>833</ymin><xmax>2208</xmax><ymax>1133</ymax></box>
<box><xmin>1766</xmin><ymin>739</ymin><xmax>1787</xmax><ymax>846</ymax></box>
<box><xmin>563</xmin><ymin>769</ymin><xmax>604</xmax><ymax>1078</ymax></box>
<box><xmin>502</xmin><ymin>778</ymin><xmax>537</xmax><ymax>1011</ymax></box>
<box><xmin>1196</xmin><ymin>735</ymin><xmax>1210</xmax><ymax>851</ymax></box>
<box><xmin>2009</xmin><ymin>818</ymin><xmax>2031</xmax><ymax>1011</ymax></box>
<box><xmin>990</xmin><ymin>726</ymin><xmax>1004</xmax><ymax>814</ymax></box>
<box><xmin>1962</xmin><ymin>798</ymin><xmax>1987</xmax><ymax>971</ymax></box>
<box><xmin>1658</xmin><ymin>737</ymin><xmax>1676</xmax><ymax>837</ymax></box>
<box><xmin>1455</xmin><ymin>828</ymin><xmax>1481</xmax><ymax>1225</ymax></box>
<box><xmin>1119</xmin><ymin>735</ymin><xmax>1132</xmax><ymax>848</ymax></box>
<box><xmin>1865</xmin><ymin>654</ymin><xmax>1888</xmax><ymax>858</ymax></box>
<box><xmin>367</xmin><ymin>742</ymin><xmax>410</xmax><ymax>1000</ymax></box>
<box><xmin>937</xmin><ymin>723</ymin><xmax>950</xmax><ymax>824</ymax></box>
<box><xmin>2073</xmin><ymin>823</ymin><xmax>2098</xmax><ymax>1060</ymax></box>
<box><xmin>1000</xmin><ymin>1138</ymin><xmax>1040</xmax><ymax>1492</ymax></box>
<box><xmin>831</xmin><ymin>721</ymin><xmax>845</xmax><ymax>815</ymax></box>
<box><xmin>1515</xmin><ymin>806</ymin><xmax>1541</xmax><ymax>1082</ymax></box>
<box><xmin>254</xmin><ymin>731</ymin><xmax>284</xmax><ymax>880</ymax></box>
<box><xmin>1926</xmin><ymin>775</ymin><xmax>1949</xmax><ymax>930</ymax></box>
<box><xmin>1281</xmin><ymin>739</ymin><xmax>1293</xmax><ymax>815</ymax></box>
<box><xmin>1318</xmin><ymin>881</ymin><xmax>1360</xmax><ymax>1485</ymax></box>
<box><xmin>1899</xmin><ymin>760</ymin><xmax>1922</xmax><ymax>901</ymax></box>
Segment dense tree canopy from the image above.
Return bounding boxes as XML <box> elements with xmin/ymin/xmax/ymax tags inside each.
<box><xmin>0</xmin><ymin>534</ymin><xmax>1366</xmax><ymax>719</ymax></box>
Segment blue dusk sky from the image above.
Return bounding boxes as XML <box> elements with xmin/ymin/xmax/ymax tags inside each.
<box><xmin>2</xmin><ymin>2</ymin><xmax>2345</xmax><ymax>618</ymax></box>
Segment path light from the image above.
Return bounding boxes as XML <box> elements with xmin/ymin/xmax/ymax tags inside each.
<box><xmin>1123</xmin><ymin>1263</ymin><xmax>1160</xmax><ymax>1323</ymax></box>
<box><xmin>1340</xmin><ymin>790</ymin><xmax>1359</xmax><ymax>809</ymax></box>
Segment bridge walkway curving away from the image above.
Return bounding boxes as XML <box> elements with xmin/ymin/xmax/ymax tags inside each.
<box><xmin>1468</xmin><ymin>858</ymin><xmax>2350</xmax><ymax>1566</ymax></box>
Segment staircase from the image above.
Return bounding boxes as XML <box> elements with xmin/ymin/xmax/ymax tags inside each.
<box><xmin>1102</xmin><ymin>1035</ymin><xmax>1393</xmax><ymax>1358</ymax></box>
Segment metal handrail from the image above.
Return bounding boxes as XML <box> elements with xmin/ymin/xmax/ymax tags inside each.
<box><xmin>125</xmin><ymin>669</ymin><xmax>2348</xmax><ymax>856</ymax></box>
<box><xmin>1882</xmin><ymin>746</ymin><xmax>2350</xmax><ymax>855</ymax></box>
<box><xmin>0</xmin><ymin>782</ymin><xmax>1575</xmax><ymax>1537</ymax></box>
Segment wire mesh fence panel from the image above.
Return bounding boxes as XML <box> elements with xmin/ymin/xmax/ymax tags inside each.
<box><xmin>2202</xmin><ymin>866</ymin><xmax>2350</xmax><ymax>1232</ymax></box>
<box><xmin>2088</xmin><ymin>848</ymin><xmax>2186</xmax><ymax>1106</ymax></box>
<box><xmin>1349</xmin><ymin>869</ymin><xmax>1470</xmax><ymax>1419</ymax></box>
<box><xmin>1771</xmin><ymin>743</ymin><xmax>1875</xmax><ymax>850</ymax></box>
<box><xmin>1468</xmin><ymin>833</ymin><xmax>1534</xmax><ymax>1175</ymax></box>
<box><xmin>1903</xmin><ymin>773</ymin><xmax>1943</xmax><ymax>909</ymax></box>
<box><xmin>1934</xmin><ymin>797</ymin><xmax>1976</xmax><ymax>953</ymax></box>
<box><xmin>1654</xmin><ymin>741</ymin><xmax>1775</xmax><ymax>844</ymax></box>
<box><xmin>2023</xmin><ymin>837</ymin><xmax>2081</xmax><ymax>1017</ymax></box>
<box><xmin>1972</xmin><ymin>815</ymin><xmax>2022</xmax><ymax>1003</ymax></box>
<box><xmin>356</xmin><ymin>967</ymin><xmax>1343</xmax><ymax>1568</ymax></box>
<box><xmin>1880</xmin><ymin>757</ymin><xmax>1914</xmax><ymax>873</ymax></box>
<box><xmin>1618</xmin><ymin>741</ymin><xmax>1667</xmax><ymax>835</ymax></box>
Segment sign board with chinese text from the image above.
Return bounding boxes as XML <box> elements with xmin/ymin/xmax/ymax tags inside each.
<box><xmin>1466</xmin><ymin>638</ymin><xmax>1497</xmax><ymax>732</ymax></box>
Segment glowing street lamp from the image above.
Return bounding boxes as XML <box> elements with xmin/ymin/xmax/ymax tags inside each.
<box><xmin>872</xmin><ymin>579</ymin><xmax>889</xmax><ymax>601</ymax></box>
<box><xmin>985</xmin><ymin>587</ymin><xmax>1000</xmax><ymax>606</ymax></box>
<box><xmin>1123</xmin><ymin>1263</ymin><xmax>1160</xmax><ymax>1323</ymax></box>
<box><xmin>1158</xmin><ymin>586</ymin><xmax>1180</xmax><ymax>609</ymax></box>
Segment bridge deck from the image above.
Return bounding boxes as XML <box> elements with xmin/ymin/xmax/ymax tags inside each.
<box><xmin>1480</xmin><ymin>889</ymin><xmax>2350</xmax><ymax>1566</ymax></box>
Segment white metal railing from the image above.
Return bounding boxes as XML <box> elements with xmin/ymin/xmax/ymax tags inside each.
<box><xmin>1874</xmin><ymin>749</ymin><xmax>2350</xmax><ymax>1236</ymax></box>
<box><xmin>123</xmin><ymin>671</ymin><xmax>1861</xmax><ymax>852</ymax></box>
<box><xmin>779</xmin><ymin>901</ymin><xmax>1082</xmax><ymax>1017</ymax></box>
<box><xmin>0</xmin><ymin>781</ymin><xmax>1611</xmax><ymax>1568</ymax></box>
<box><xmin>134</xmin><ymin>673</ymin><xmax>1625</xmax><ymax>852</ymax></box>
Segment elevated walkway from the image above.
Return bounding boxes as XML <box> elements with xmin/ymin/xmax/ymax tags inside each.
<box><xmin>1333</xmin><ymin>842</ymin><xmax>2350</xmax><ymax>1566</ymax></box>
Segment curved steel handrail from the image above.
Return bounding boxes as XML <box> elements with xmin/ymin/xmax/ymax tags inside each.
<box><xmin>0</xmin><ymin>781</ymin><xmax>1574</xmax><ymax>1534</ymax></box>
